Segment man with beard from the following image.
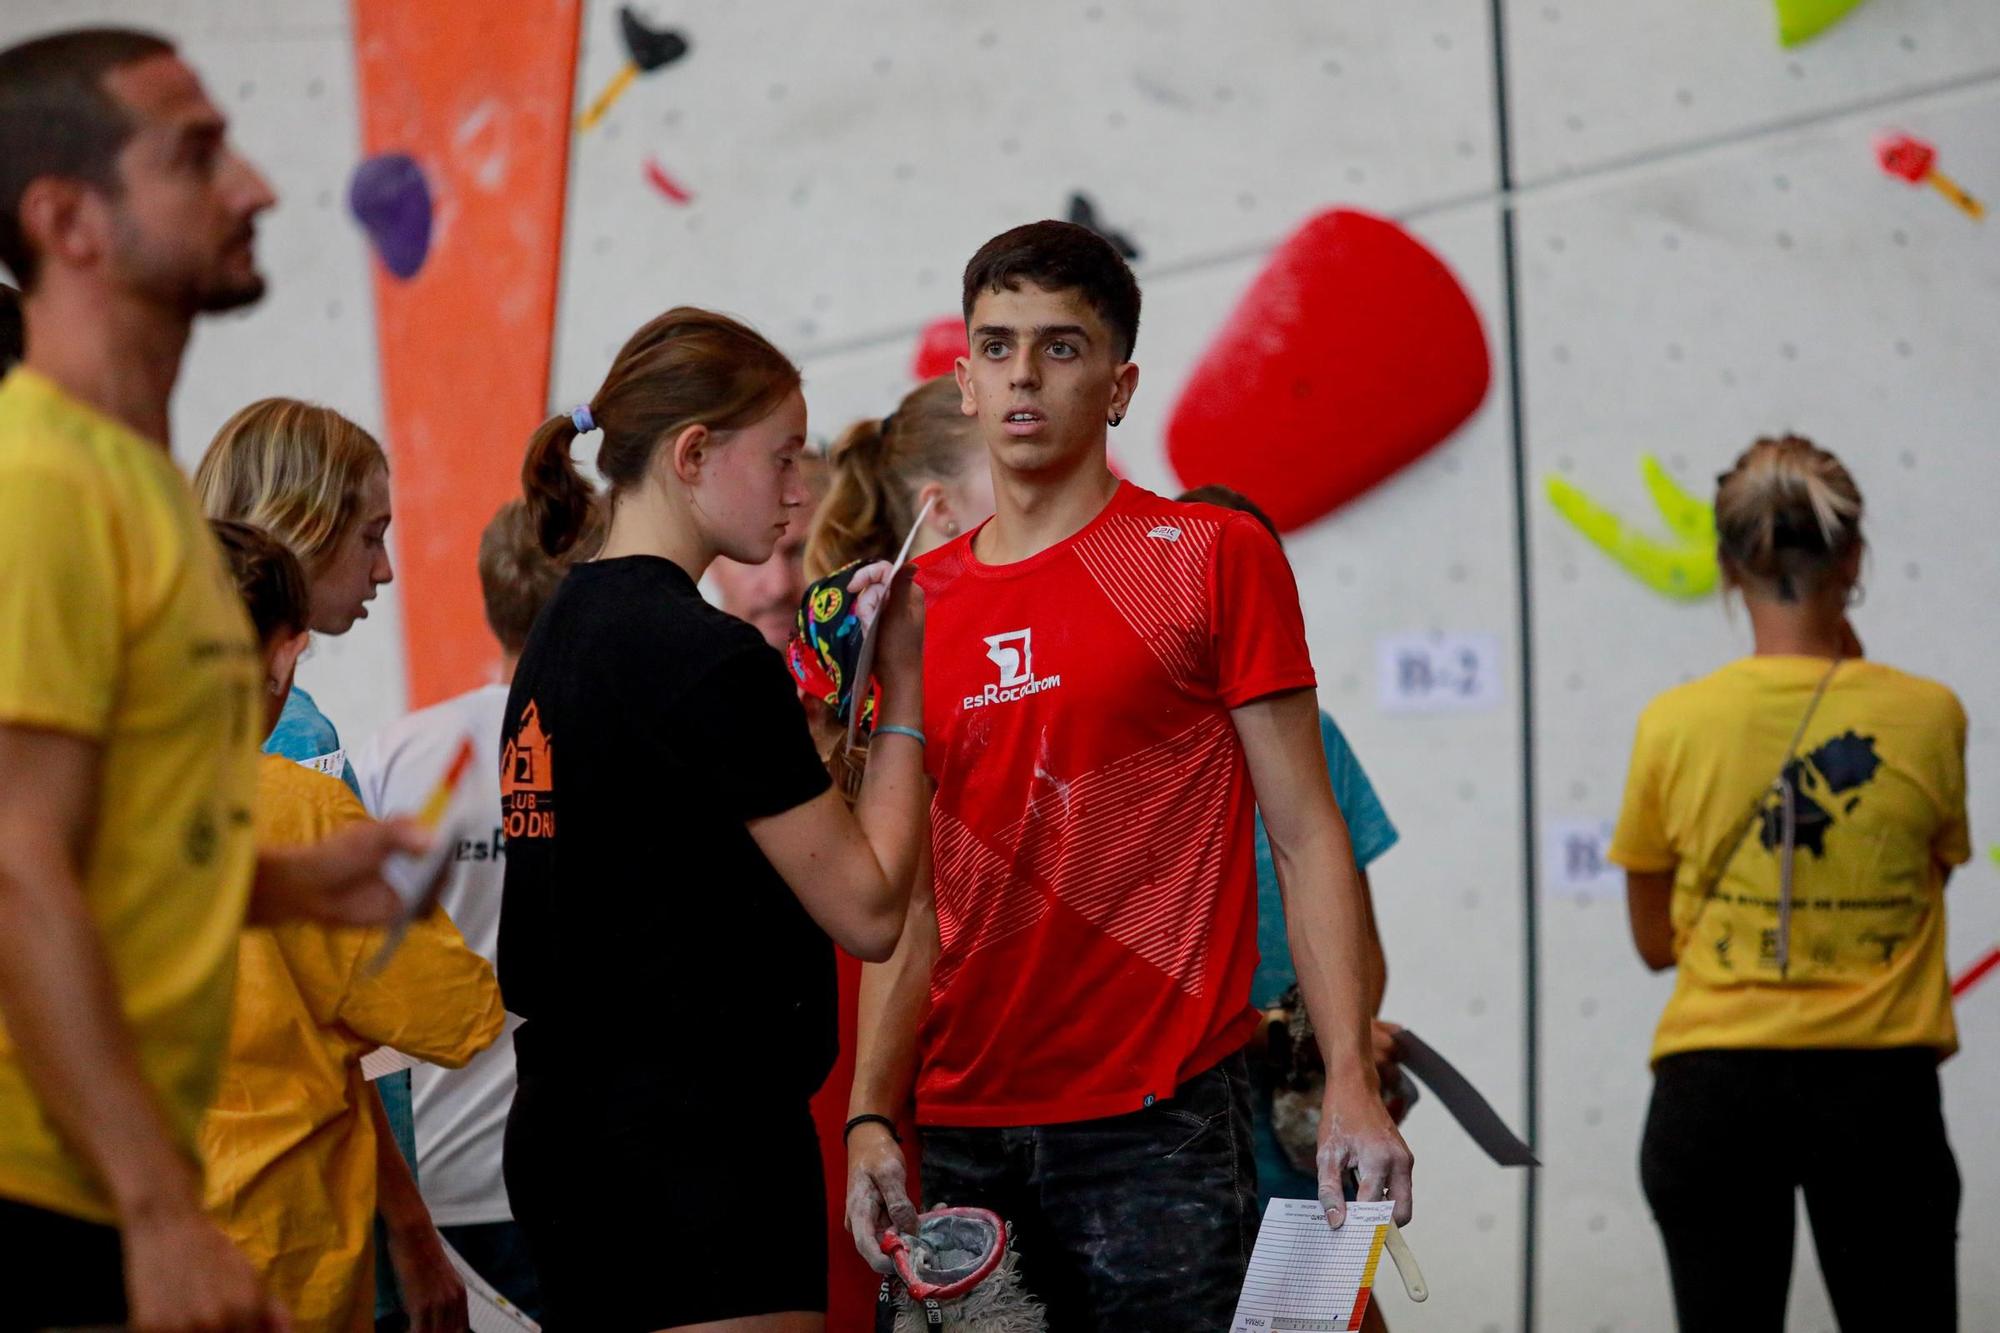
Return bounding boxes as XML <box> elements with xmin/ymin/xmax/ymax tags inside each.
<box><xmin>0</xmin><ymin>28</ymin><xmax>425</xmax><ymax>1330</ymax></box>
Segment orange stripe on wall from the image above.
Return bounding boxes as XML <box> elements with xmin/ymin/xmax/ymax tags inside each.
<box><xmin>352</xmin><ymin>0</ymin><xmax>581</xmax><ymax>707</ymax></box>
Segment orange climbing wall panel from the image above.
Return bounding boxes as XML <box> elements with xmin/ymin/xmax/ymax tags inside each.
<box><xmin>352</xmin><ymin>0</ymin><xmax>581</xmax><ymax>706</ymax></box>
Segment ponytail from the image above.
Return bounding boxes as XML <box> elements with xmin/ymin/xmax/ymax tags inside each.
<box><xmin>803</xmin><ymin>375</ymin><xmax>981</xmax><ymax>579</ymax></box>
<box><xmin>519</xmin><ymin>306</ymin><xmax>801</xmax><ymax>559</ymax></box>
<box><xmin>1714</xmin><ymin>434</ymin><xmax>1864</xmax><ymax>603</ymax></box>
<box><xmin>806</xmin><ymin>417</ymin><xmax>902</xmax><ymax>579</ymax></box>
<box><xmin>522</xmin><ymin>413</ymin><xmax>595</xmax><ymax>558</ymax></box>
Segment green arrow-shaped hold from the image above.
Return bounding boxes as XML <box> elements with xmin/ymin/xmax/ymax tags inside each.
<box><xmin>1775</xmin><ymin>0</ymin><xmax>1868</xmax><ymax>47</ymax></box>
<box><xmin>1546</xmin><ymin>454</ymin><xmax>1719</xmax><ymax>600</ymax></box>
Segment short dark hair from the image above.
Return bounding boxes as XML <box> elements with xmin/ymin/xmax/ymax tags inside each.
<box><xmin>0</xmin><ymin>283</ymin><xmax>21</xmax><ymax>371</ymax></box>
<box><xmin>1178</xmin><ymin>484</ymin><xmax>1281</xmax><ymax>542</ymax></box>
<box><xmin>962</xmin><ymin>220</ymin><xmax>1141</xmax><ymax>360</ymax></box>
<box><xmin>210</xmin><ymin>518</ymin><xmax>311</xmax><ymax>643</ymax></box>
<box><xmin>479</xmin><ymin>499</ymin><xmax>583</xmax><ymax>654</ymax></box>
<box><xmin>0</xmin><ymin>28</ymin><xmax>175</xmax><ymax>290</ymax></box>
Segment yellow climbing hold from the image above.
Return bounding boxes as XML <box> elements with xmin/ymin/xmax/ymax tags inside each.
<box><xmin>1776</xmin><ymin>0</ymin><xmax>1868</xmax><ymax>47</ymax></box>
<box><xmin>1546</xmin><ymin>455</ymin><xmax>1718</xmax><ymax>600</ymax></box>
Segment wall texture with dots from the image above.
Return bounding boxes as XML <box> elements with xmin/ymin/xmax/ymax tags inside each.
<box><xmin>2</xmin><ymin>1</ymin><xmax>1996</xmax><ymax>1329</ymax></box>
<box><xmin>1520</xmin><ymin>78</ymin><xmax>2000</xmax><ymax>1332</ymax></box>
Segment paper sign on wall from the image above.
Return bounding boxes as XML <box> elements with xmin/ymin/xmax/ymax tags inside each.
<box><xmin>1543</xmin><ymin>818</ymin><xmax>1624</xmax><ymax>900</ymax></box>
<box><xmin>1375</xmin><ymin>633</ymin><xmax>1502</xmax><ymax>714</ymax></box>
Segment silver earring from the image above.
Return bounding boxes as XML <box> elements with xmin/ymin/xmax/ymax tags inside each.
<box><xmin>267</xmin><ymin>679</ymin><xmax>286</xmax><ymax>696</ymax></box>
<box><xmin>943</xmin><ymin>520</ymin><xmax>959</xmax><ymax>536</ymax></box>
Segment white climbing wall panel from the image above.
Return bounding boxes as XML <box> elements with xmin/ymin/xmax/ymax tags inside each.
<box><xmin>548</xmin><ymin>0</ymin><xmax>1498</xmax><ymax>376</ymax></box>
<box><xmin>1520</xmin><ymin>79</ymin><xmax>2000</xmax><ymax>1332</ymax></box>
<box><xmin>1503</xmin><ymin>0</ymin><xmax>2000</xmax><ymax>184</ymax></box>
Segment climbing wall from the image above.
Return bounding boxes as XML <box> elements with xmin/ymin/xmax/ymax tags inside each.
<box><xmin>550</xmin><ymin>7</ymin><xmax>1530</xmax><ymax>1327</ymax></box>
<box><xmin>2</xmin><ymin>0</ymin><xmax>1996</xmax><ymax>1328</ymax></box>
<box><xmin>1519</xmin><ymin>67</ymin><xmax>2000</xmax><ymax>1333</ymax></box>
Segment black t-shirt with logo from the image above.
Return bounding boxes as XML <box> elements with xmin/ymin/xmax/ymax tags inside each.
<box><xmin>499</xmin><ymin>555</ymin><xmax>833</xmax><ymax>1101</ymax></box>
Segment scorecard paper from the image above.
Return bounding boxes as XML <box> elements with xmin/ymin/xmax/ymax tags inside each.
<box><xmin>1231</xmin><ymin>1199</ymin><xmax>1395</xmax><ymax>1332</ymax></box>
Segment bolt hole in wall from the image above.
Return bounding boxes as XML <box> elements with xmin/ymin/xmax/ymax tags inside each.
<box><xmin>5</xmin><ymin>0</ymin><xmax>1995</xmax><ymax>1329</ymax></box>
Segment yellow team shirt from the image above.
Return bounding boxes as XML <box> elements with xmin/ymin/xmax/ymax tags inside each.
<box><xmin>203</xmin><ymin>756</ymin><xmax>504</xmax><ymax>1333</ymax></box>
<box><xmin>0</xmin><ymin>368</ymin><xmax>262</xmax><ymax>1222</ymax></box>
<box><xmin>1610</xmin><ymin>656</ymin><xmax>1970</xmax><ymax>1064</ymax></box>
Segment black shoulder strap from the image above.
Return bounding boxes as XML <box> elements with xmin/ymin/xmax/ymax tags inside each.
<box><xmin>1685</xmin><ymin>658</ymin><xmax>1842</xmax><ymax>944</ymax></box>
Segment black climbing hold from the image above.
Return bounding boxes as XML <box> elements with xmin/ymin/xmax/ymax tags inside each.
<box><xmin>620</xmin><ymin>5</ymin><xmax>690</xmax><ymax>73</ymax></box>
<box><xmin>1068</xmin><ymin>192</ymin><xmax>1141</xmax><ymax>262</ymax></box>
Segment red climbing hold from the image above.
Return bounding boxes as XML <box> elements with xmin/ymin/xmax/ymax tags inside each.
<box><xmin>643</xmin><ymin>156</ymin><xmax>694</xmax><ymax>205</ymax></box>
<box><xmin>912</xmin><ymin>315</ymin><xmax>969</xmax><ymax>381</ymax></box>
<box><xmin>1166</xmin><ymin>209</ymin><xmax>1490</xmax><ymax>533</ymax></box>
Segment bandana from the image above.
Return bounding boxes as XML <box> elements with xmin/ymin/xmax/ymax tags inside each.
<box><xmin>786</xmin><ymin>559</ymin><xmax>880</xmax><ymax>734</ymax></box>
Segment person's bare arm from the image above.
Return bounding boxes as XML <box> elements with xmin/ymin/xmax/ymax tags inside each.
<box><xmin>751</xmin><ymin>571</ymin><xmax>927</xmax><ymax>962</ymax></box>
<box><xmin>1626</xmin><ymin>869</ymin><xmax>1677</xmax><ymax>971</ymax></box>
<box><xmin>844</xmin><ymin>839</ymin><xmax>941</xmax><ymax>1271</ymax></box>
<box><xmin>1357</xmin><ymin>869</ymin><xmax>1387</xmax><ymax>1015</ymax></box>
<box><xmin>0</xmin><ymin>724</ymin><xmax>289</xmax><ymax>1332</ymax></box>
<box><xmin>369</xmin><ymin>1090</ymin><xmax>467</xmax><ymax>1333</ymax></box>
<box><xmin>1235</xmin><ymin>691</ymin><xmax>1414</xmax><ymax>1227</ymax></box>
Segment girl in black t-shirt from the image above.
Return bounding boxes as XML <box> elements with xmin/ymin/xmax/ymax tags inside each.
<box><xmin>501</xmin><ymin>307</ymin><xmax>928</xmax><ymax>1332</ymax></box>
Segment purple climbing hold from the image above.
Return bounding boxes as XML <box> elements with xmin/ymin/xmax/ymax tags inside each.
<box><xmin>348</xmin><ymin>153</ymin><xmax>432</xmax><ymax>280</ymax></box>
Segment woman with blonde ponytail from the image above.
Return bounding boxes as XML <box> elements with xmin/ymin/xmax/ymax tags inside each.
<box><xmin>781</xmin><ymin>376</ymin><xmax>987</xmax><ymax>1329</ymax></box>
<box><xmin>805</xmin><ymin>374</ymin><xmax>989</xmax><ymax>580</ymax></box>
<box><xmin>500</xmin><ymin>307</ymin><xmax>929</xmax><ymax>1332</ymax></box>
<box><xmin>1609</xmin><ymin>435</ymin><xmax>1968</xmax><ymax>1330</ymax></box>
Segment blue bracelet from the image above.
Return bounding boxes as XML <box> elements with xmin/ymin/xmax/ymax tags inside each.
<box><xmin>874</xmin><ymin>724</ymin><xmax>926</xmax><ymax>747</ymax></box>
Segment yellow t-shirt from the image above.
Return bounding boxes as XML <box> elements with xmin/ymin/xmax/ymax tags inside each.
<box><xmin>1610</xmin><ymin>656</ymin><xmax>1970</xmax><ymax>1064</ymax></box>
<box><xmin>0</xmin><ymin>368</ymin><xmax>261</xmax><ymax>1222</ymax></box>
<box><xmin>203</xmin><ymin>757</ymin><xmax>504</xmax><ymax>1333</ymax></box>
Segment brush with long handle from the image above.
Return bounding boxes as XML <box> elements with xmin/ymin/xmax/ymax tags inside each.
<box><xmin>842</xmin><ymin>496</ymin><xmax>938</xmax><ymax>755</ymax></box>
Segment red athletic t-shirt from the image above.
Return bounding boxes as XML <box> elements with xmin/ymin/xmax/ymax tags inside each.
<box><xmin>911</xmin><ymin>482</ymin><xmax>1316</xmax><ymax>1126</ymax></box>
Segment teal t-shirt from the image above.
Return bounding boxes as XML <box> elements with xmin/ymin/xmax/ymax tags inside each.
<box><xmin>265</xmin><ymin>684</ymin><xmax>360</xmax><ymax>797</ymax></box>
<box><xmin>1250</xmin><ymin>709</ymin><xmax>1398</xmax><ymax>1007</ymax></box>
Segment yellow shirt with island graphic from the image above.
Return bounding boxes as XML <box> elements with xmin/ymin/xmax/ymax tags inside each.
<box><xmin>1610</xmin><ymin>656</ymin><xmax>1970</xmax><ymax>1065</ymax></box>
<box><xmin>0</xmin><ymin>368</ymin><xmax>262</xmax><ymax>1223</ymax></box>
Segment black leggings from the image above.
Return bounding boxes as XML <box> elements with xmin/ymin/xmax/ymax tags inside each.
<box><xmin>0</xmin><ymin>1194</ymin><xmax>126</xmax><ymax>1331</ymax></box>
<box><xmin>1640</xmin><ymin>1047</ymin><xmax>1959</xmax><ymax>1332</ymax></box>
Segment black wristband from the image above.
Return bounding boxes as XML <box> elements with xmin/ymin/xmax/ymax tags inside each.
<box><xmin>844</xmin><ymin>1112</ymin><xmax>900</xmax><ymax>1144</ymax></box>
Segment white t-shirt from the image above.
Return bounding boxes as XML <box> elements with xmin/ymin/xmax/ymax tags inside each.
<box><xmin>352</xmin><ymin>683</ymin><xmax>519</xmax><ymax>1227</ymax></box>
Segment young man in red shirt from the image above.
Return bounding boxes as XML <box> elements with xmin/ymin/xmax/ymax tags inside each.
<box><xmin>843</xmin><ymin>221</ymin><xmax>1414</xmax><ymax>1328</ymax></box>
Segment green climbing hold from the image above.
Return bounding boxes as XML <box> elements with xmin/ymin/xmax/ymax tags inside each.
<box><xmin>1546</xmin><ymin>454</ymin><xmax>1719</xmax><ymax>601</ymax></box>
<box><xmin>1775</xmin><ymin>0</ymin><xmax>1868</xmax><ymax>47</ymax></box>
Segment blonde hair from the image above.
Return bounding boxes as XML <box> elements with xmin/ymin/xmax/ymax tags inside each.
<box><xmin>805</xmin><ymin>376</ymin><xmax>979</xmax><ymax>579</ymax></box>
<box><xmin>1714</xmin><ymin>434</ymin><xmax>1863</xmax><ymax>603</ymax></box>
<box><xmin>195</xmin><ymin>398</ymin><xmax>387</xmax><ymax>572</ymax></box>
